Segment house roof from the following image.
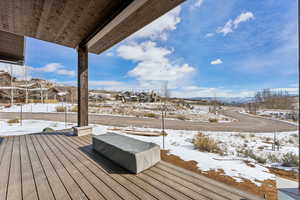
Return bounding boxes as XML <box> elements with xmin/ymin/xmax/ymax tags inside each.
<box><xmin>0</xmin><ymin>0</ymin><xmax>184</xmax><ymax>54</ymax></box>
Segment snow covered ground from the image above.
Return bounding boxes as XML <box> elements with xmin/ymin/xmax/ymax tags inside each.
<box><xmin>1</xmin><ymin>119</ymin><xmax>298</xmax><ymax>186</ymax></box>
<box><xmin>93</xmin><ymin>127</ymin><xmax>298</xmax><ymax>186</ymax></box>
<box><xmin>0</xmin><ymin>119</ymin><xmax>75</xmax><ymax>136</ymax></box>
<box><xmin>0</xmin><ymin>103</ymin><xmax>73</xmax><ymax>113</ymax></box>
<box><xmin>240</xmin><ymin>109</ymin><xmax>299</xmax><ymax>126</ymax></box>
<box><xmin>0</xmin><ymin>102</ymin><xmax>234</xmax><ymax>123</ymax></box>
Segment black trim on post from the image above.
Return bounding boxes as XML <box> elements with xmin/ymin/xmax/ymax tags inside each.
<box><xmin>77</xmin><ymin>45</ymin><xmax>88</xmax><ymax>127</ymax></box>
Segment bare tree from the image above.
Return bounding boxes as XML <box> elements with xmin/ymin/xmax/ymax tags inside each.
<box><xmin>9</xmin><ymin>64</ymin><xmax>14</xmax><ymax>105</ymax></box>
<box><xmin>24</xmin><ymin>65</ymin><xmax>29</xmax><ymax>104</ymax></box>
<box><xmin>160</xmin><ymin>81</ymin><xmax>170</xmax><ymax>149</ymax></box>
<box><xmin>254</xmin><ymin>88</ymin><xmax>293</xmax><ymax>109</ymax></box>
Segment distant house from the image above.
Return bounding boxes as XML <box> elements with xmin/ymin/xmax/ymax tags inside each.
<box><xmin>116</xmin><ymin>91</ymin><xmax>160</xmax><ymax>103</ymax></box>
<box><xmin>0</xmin><ymin>90</ymin><xmax>10</xmax><ymax>101</ymax></box>
<box><xmin>0</xmin><ymin>71</ymin><xmax>15</xmax><ymax>86</ymax></box>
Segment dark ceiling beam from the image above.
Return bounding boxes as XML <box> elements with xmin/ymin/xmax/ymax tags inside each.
<box><xmin>79</xmin><ymin>0</ymin><xmax>133</xmax><ymax>48</ymax></box>
<box><xmin>87</xmin><ymin>0</ymin><xmax>185</xmax><ymax>54</ymax></box>
<box><xmin>85</xmin><ymin>0</ymin><xmax>148</xmax><ymax>50</ymax></box>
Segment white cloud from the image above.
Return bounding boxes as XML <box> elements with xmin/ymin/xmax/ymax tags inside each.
<box><xmin>217</xmin><ymin>12</ymin><xmax>254</xmax><ymax>36</ymax></box>
<box><xmin>172</xmin><ymin>85</ymin><xmax>256</xmax><ymax>98</ymax></box>
<box><xmin>205</xmin><ymin>33</ymin><xmax>214</xmax><ymax>37</ymax></box>
<box><xmin>289</xmin><ymin>83</ymin><xmax>299</xmax><ymax>88</ymax></box>
<box><xmin>132</xmin><ymin>6</ymin><xmax>181</xmax><ymax>40</ymax></box>
<box><xmin>58</xmin><ymin>80</ymin><xmax>123</xmax><ymax>87</ymax></box>
<box><xmin>190</xmin><ymin>0</ymin><xmax>204</xmax><ymax>9</ymax></box>
<box><xmin>106</xmin><ymin>52</ymin><xmax>114</xmax><ymax>56</ymax></box>
<box><xmin>217</xmin><ymin>20</ymin><xmax>234</xmax><ymax>35</ymax></box>
<box><xmin>117</xmin><ymin>41</ymin><xmax>194</xmax><ymax>85</ymax></box>
<box><xmin>34</xmin><ymin>63</ymin><xmax>75</xmax><ymax>76</ymax></box>
<box><xmin>237</xmin><ymin>19</ymin><xmax>297</xmax><ymax>75</ymax></box>
<box><xmin>57</xmin><ymin>69</ymin><xmax>75</xmax><ymax>76</ymax></box>
<box><xmin>233</xmin><ymin>12</ymin><xmax>255</xmax><ymax>28</ymax></box>
<box><xmin>0</xmin><ymin>62</ymin><xmax>75</xmax><ymax>81</ymax></box>
<box><xmin>35</xmin><ymin>63</ymin><xmax>59</xmax><ymax>72</ymax></box>
<box><xmin>0</xmin><ymin>63</ymin><xmax>32</xmax><ymax>80</ymax></box>
<box><xmin>112</xmin><ymin>5</ymin><xmax>195</xmax><ymax>93</ymax></box>
<box><xmin>210</xmin><ymin>59</ymin><xmax>223</xmax><ymax>65</ymax></box>
<box><xmin>270</xmin><ymin>88</ymin><xmax>299</xmax><ymax>95</ymax></box>
<box><xmin>195</xmin><ymin>0</ymin><xmax>204</xmax><ymax>7</ymax></box>
<box><xmin>89</xmin><ymin>81</ymin><xmax>122</xmax><ymax>86</ymax></box>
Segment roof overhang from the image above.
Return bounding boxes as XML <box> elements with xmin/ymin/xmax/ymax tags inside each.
<box><xmin>0</xmin><ymin>0</ymin><xmax>184</xmax><ymax>54</ymax></box>
<box><xmin>0</xmin><ymin>31</ymin><xmax>25</xmax><ymax>65</ymax></box>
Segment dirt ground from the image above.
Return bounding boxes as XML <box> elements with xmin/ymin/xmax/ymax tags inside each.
<box><xmin>161</xmin><ymin>150</ymin><xmax>277</xmax><ymax>200</ymax></box>
<box><xmin>268</xmin><ymin>167</ymin><xmax>298</xmax><ymax>181</ymax></box>
<box><xmin>0</xmin><ymin>109</ymin><xmax>297</xmax><ymax>132</ymax></box>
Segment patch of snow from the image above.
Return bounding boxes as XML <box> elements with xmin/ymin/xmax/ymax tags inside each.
<box><xmin>92</xmin><ymin>126</ymin><xmax>280</xmax><ymax>186</ymax></box>
<box><xmin>0</xmin><ymin>119</ymin><xmax>75</xmax><ymax>136</ymax></box>
<box><xmin>0</xmin><ymin>103</ymin><xmax>73</xmax><ymax>112</ymax></box>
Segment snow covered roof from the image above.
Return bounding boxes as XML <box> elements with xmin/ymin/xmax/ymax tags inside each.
<box><xmin>0</xmin><ymin>87</ymin><xmax>49</xmax><ymax>91</ymax></box>
<box><xmin>57</xmin><ymin>92</ymin><xmax>68</xmax><ymax>96</ymax></box>
<box><xmin>18</xmin><ymin>83</ymin><xmax>36</xmax><ymax>88</ymax></box>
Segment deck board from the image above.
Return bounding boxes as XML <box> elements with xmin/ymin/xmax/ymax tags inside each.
<box><xmin>0</xmin><ymin>132</ymin><xmax>264</xmax><ymax>200</ymax></box>
<box><xmin>0</xmin><ymin>137</ymin><xmax>13</xmax><ymax>200</ymax></box>
<box><xmin>30</xmin><ymin>135</ymin><xmax>71</xmax><ymax>200</ymax></box>
<box><xmin>35</xmin><ymin>133</ymin><xmax>88</xmax><ymax>200</ymax></box>
<box><xmin>20</xmin><ymin>136</ymin><xmax>38</xmax><ymax>200</ymax></box>
<box><xmin>53</xmin><ymin>133</ymin><xmax>140</xmax><ymax>200</ymax></box>
<box><xmin>40</xmin><ymin>134</ymin><xmax>105</xmax><ymax>200</ymax></box>
<box><xmin>46</xmin><ymin>134</ymin><xmax>123</xmax><ymax>200</ymax></box>
<box><xmin>25</xmin><ymin>135</ymin><xmax>55</xmax><ymax>200</ymax></box>
<box><xmin>7</xmin><ymin>136</ymin><xmax>22</xmax><ymax>200</ymax></box>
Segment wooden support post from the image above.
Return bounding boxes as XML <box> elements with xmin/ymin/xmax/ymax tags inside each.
<box><xmin>77</xmin><ymin>46</ymin><xmax>88</xmax><ymax>127</ymax></box>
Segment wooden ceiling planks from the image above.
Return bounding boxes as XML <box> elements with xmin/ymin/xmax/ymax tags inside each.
<box><xmin>0</xmin><ymin>0</ymin><xmax>131</xmax><ymax>48</ymax></box>
<box><xmin>0</xmin><ymin>0</ymin><xmax>185</xmax><ymax>54</ymax></box>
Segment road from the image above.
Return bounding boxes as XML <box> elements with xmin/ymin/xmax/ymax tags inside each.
<box><xmin>0</xmin><ymin>110</ymin><xmax>298</xmax><ymax>132</ymax></box>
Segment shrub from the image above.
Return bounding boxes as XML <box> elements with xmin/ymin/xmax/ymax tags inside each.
<box><xmin>55</xmin><ymin>106</ymin><xmax>66</xmax><ymax>112</ymax></box>
<box><xmin>70</xmin><ymin>105</ymin><xmax>78</xmax><ymax>112</ymax></box>
<box><xmin>288</xmin><ymin>138</ymin><xmax>294</xmax><ymax>144</ymax></box>
<box><xmin>291</xmin><ymin>133</ymin><xmax>298</xmax><ymax>138</ymax></box>
<box><xmin>7</xmin><ymin>118</ymin><xmax>19</xmax><ymax>124</ymax></box>
<box><xmin>176</xmin><ymin>115</ymin><xmax>188</xmax><ymax>120</ymax></box>
<box><xmin>43</xmin><ymin>127</ymin><xmax>55</xmax><ymax>132</ymax></box>
<box><xmin>254</xmin><ymin>156</ymin><xmax>267</xmax><ymax>164</ymax></box>
<box><xmin>144</xmin><ymin>113</ymin><xmax>159</xmax><ymax>118</ymax></box>
<box><xmin>257</xmin><ymin>146</ymin><xmax>265</xmax><ymax>150</ymax></box>
<box><xmin>193</xmin><ymin>132</ymin><xmax>222</xmax><ymax>154</ymax></box>
<box><xmin>267</xmin><ymin>154</ymin><xmax>280</xmax><ymax>163</ymax></box>
<box><xmin>208</xmin><ymin>118</ymin><xmax>218</xmax><ymax>123</ymax></box>
<box><xmin>241</xmin><ymin>149</ymin><xmax>267</xmax><ymax>164</ymax></box>
<box><xmin>282</xmin><ymin>152</ymin><xmax>299</xmax><ymax>167</ymax></box>
<box><xmin>161</xmin><ymin>131</ymin><xmax>168</xmax><ymax>136</ymax></box>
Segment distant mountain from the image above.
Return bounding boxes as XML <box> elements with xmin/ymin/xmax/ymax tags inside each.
<box><xmin>189</xmin><ymin>97</ymin><xmax>254</xmax><ymax>104</ymax></box>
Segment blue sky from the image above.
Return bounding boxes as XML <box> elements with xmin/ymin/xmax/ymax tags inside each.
<box><xmin>1</xmin><ymin>0</ymin><xmax>298</xmax><ymax>97</ymax></box>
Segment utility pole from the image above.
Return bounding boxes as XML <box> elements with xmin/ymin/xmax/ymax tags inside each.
<box><xmin>40</xmin><ymin>83</ymin><xmax>44</xmax><ymax>103</ymax></box>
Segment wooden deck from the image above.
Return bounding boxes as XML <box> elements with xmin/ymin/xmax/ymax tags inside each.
<box><xmin>0</xmin><ymin>132</ymin><xmax>263</xmax><ymax>200</ymax></box>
